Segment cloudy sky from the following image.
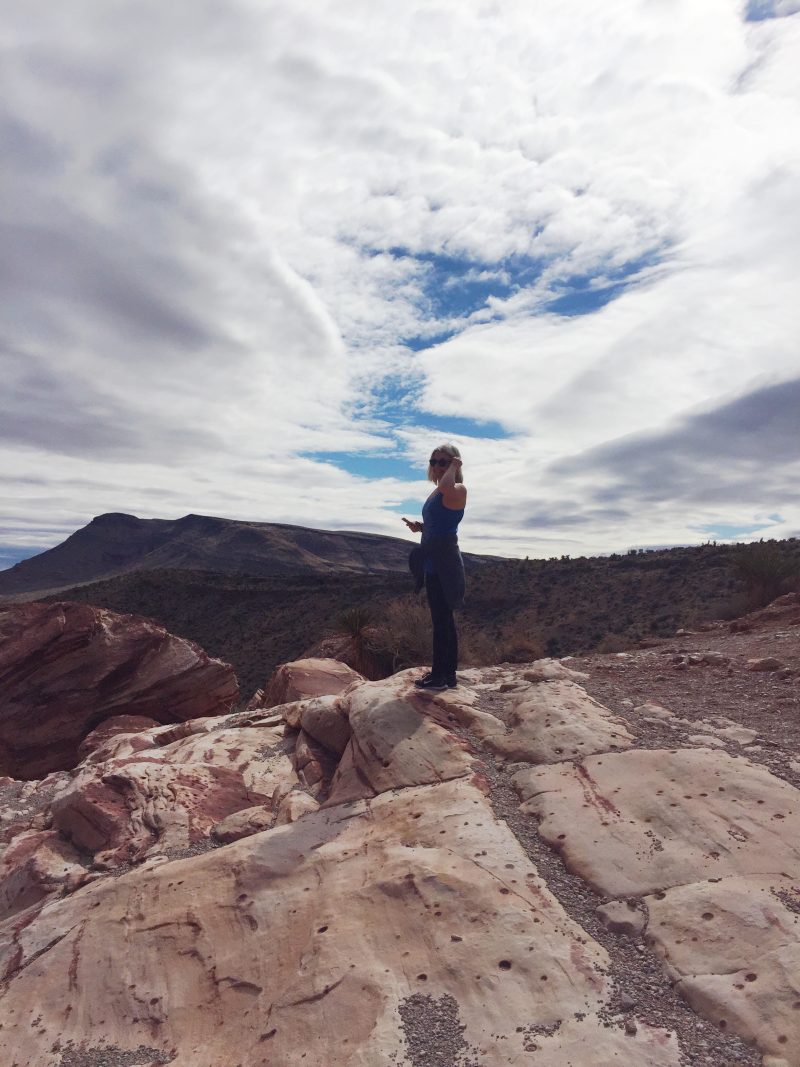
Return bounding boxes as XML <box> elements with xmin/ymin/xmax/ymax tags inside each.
<box><xmin>2</xmin><ymin>0</ymin><xmax>799</xmax><ymax>566</ymax></box>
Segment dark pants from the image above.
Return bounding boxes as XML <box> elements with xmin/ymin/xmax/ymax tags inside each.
<box><xmin>425</xmin><ymin>572</ymin><xmax>458</xmax><ymax>679</ymax></box>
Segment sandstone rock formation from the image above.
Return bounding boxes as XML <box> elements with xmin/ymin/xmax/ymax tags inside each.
<box><xmin>0</xmin><ymin>602</ymin><xmax>239</xmax><ymax>778</ymax></box>
<box><xmin>262</xmin><ymin>656</ymin><xmax>361</xmax><ymax>708</ymax></box>
<box><xmin>0</xmin><ymin>646</ymin><xmax>797</xmax><ymax>1066</ymax></box>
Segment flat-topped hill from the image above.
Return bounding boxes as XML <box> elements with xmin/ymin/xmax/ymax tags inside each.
<box><xmin>0</xmin><ymin>511</ymin><xmax>498</xmax><ymax>598</ymax></box>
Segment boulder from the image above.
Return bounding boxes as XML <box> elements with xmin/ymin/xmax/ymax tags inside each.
<box><xmin>212</xmin><ymin>805</ymin><xmax>275</xmax><ymax>844</ymax></box>
<box><xmin>327</xmin><ymin>673</ymin><xmax>474</xmax><ymax>805</ymax></box>
<box><xmin>596</xmin><ymin>899</ymin><xmax>647</xmax><ymax>937</ymax></box>
<box><xmin>0</xmin><ymin>602</ymin><xmax>238</xmax><ymax>778</ymax></box>
<box><xmin>293</xmin><ymin>729</ymin><xmax>339</xmax><ymax>798</ymax></box>
<box><xmin>263</xmin><ymin>658</ymin><xmax>362</xmax><ymax>708</ymax></box>
<box><xmin>746</xmin><ymin>657</ymin><xmax>785</xmax><ymax>672</ymax></box>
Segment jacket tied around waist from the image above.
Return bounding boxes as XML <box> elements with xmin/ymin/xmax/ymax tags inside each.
<box><xmin>408</xmin><ymin>534</ymin><xmax>466</xmax><ymax>610</ymax></box>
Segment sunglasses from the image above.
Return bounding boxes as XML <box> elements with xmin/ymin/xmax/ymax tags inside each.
<box><xmin>429</xmin><ymin>457</ymin><xmax>450</xmax><ymax>467</ymax></box>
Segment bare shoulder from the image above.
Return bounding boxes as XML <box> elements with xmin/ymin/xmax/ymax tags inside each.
<box><xmin>442</xmin><ymin>484</ymin><xmax>467</xmax><ymax>509</ymax></box>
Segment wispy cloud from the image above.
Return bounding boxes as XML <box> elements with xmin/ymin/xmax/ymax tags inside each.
<box><xmin>2</xmin><ymin>0</ymin><xmax>799</xmax><ymax>565</ymax></box>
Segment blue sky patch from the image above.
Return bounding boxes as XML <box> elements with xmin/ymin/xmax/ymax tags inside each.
<box><xmin>0</xmin><ymin>545</ymin><xmax>41</xmax><ymax>570</ymax></box>
<box><xmin>310</xmin><ymin>452</ymin><xmax>420</xmax><ymax>481</ymax></box>
<box><xmin>744</xmin><ymin>1</ymin><xmax>793</xmax><ymax>20</ymax></box>
<box><xmin>384</xmin><ymin>246</ymin><xmax>544</xmax><ymax>333</ymax></box>
<box><xmin>545</xmin><ymin>254</ymin><xmax>660</xmax><ymax>317</ymax></box>
<box><xmin>695</xmin><ymin>520</ymin><xmax>779</xmax><ymax>541</ymax></box>
<box><xmin>413</xmin><ymin>414</ymin><xmax>512</xmax><ymax>440</ymax></box>
<box><xmin>394</xmin><ymin>248</ymin><xmax>544</xmax><ymax>319</ymax></box>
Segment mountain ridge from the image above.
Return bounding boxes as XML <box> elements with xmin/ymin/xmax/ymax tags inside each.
<box><xmin>0</xmin><ymin>511</ymin><xmax>500</xmax><ymax>598</ymax></box>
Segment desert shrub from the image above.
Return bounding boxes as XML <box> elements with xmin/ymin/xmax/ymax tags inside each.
<box><xmin>732</xmin><ymin>543</ymin><xmax>800</xmax><ymax>610</ymax></box>
<box><xmin>372</xmin><ymin>594</ymin><xmax>432</xmax><ymax>672</ymax></box>
<box><xmin>494</xmin><ymin>633</ymin><xmax>545</xmax><ymax>664</ymax></box>
<box><xmin>594</xmin><ymin>632</ymin><xmax>633</xmax><ymax>654</ymax></box>
<box><xmin>459</xmin><ymin>627</ymin><xmax>499</xmax><ymax>666</ymax></box>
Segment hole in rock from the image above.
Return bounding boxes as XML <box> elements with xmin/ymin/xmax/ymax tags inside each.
<box><xmin>701</xmin><ymin>913</ymin><xmax>714</xmax><ymax>921</ymax></box>
<box><xmin>745</xmin><ymin>973</ymin><xmax>757</xmax><ymax>982</ymax></box>
<box><xmin>416</xmin><ymin>974</ymin><xmax>428</xmax><ymax>981</ymax></box>
<box><xmin>779</xmin><ymin>1036</ymin><xmax>788</xmax><ymax>1045</ymax></box>
<box><xmin>498</xmin><ymin>960</ymin><xmax>512</xmax><ymax>970</ymax></box>
<box><xmin>317</xmin><ymin>926</ymin><xmax>328</xmax><ymax>934</ymax></box>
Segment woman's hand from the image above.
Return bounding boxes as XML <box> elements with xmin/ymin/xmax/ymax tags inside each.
<box><xmin>402</xmin><ymin>517</ymin><xmax>423</xmax><ymax>533</ymax></box>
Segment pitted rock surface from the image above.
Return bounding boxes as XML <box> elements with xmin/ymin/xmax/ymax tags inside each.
<box><xmin>643</xmin><ymin>875</ymin><xmax>800</xmax><ymax>1058</ymax></box>
<box><xmin>0</xmin><ymin>777</ymin><xmax>682</xmax><ymax>1067</ymax></box>
<box><xmin>513</xmin><ymin>748</ymin><xmax>800</xmax><ymax>897</ymax></box>
<box><xmin>484</xmin><ymin>679</ymin><xmax>634</xmax><ymax>764</ymax></box>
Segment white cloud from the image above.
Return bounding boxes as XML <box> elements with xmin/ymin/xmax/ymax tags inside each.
<box><xmin>1</xmin><ymin>0</ymin><xmax>799</xmax><ymax>564</ymax></box>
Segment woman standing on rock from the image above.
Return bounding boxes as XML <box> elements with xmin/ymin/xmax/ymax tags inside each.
<box><xmin>404</xmin><ymin>444</ymin><xmax>467</xmax><ymax>691</ymax></box>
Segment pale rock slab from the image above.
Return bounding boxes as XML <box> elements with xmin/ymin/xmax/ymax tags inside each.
<box><xmin>514</xmin><ymin>748</ymin><xmax>800</xmax><ymax>897</ymax></box>
<box><xmin>327</xmin><ymin>674</ymin><xmax>474</xmax><ymax>805</ymax></box>
<box><xmin>0</xmin><ymin>778</ymin><xmax>647</xmax><ymax>1067</ymax></box>
<box><xmin>485</xmin><ymin>680</ymin><xmax>634</xmax><ymax>764</ymax></box>
<box><xmin>643</xmin><ymin>875</ymin><xmax>800</xmax><ymax>1064</ymax></box>
<box><xmin>263</xmin><ymin>657</ymin><xmax>362</xmax><ymax>707</ymax></box>
<box><xmin>274</xmin><ymin>789</ymin><xmax>319</xmax><ymax>825</ymax></box>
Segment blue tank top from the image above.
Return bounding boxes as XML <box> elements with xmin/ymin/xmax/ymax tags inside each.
<box><xmin>421</xmin><ymin>491</ymin><xmax>464</xmax><ymax>574</ymax></box>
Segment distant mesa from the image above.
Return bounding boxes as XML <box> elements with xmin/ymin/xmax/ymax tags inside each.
<box><xmin>0</xmin><ymin>512</ymin><xmax>498</xmax><ymax>600</ymax></box>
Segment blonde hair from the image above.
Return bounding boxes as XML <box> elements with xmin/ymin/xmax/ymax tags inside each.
<box><xmin>427</xmin><ymin>443</ymin><xmax>464</xmax><ymax>483</ymax></box>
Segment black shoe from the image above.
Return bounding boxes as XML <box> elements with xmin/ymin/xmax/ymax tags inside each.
<box><xmin>446</xmin><ymin>675</ymin><xmax>458</xmax><ymax>689</ymax></box>
<box><xmin>414</xmin><ymin>676</ymin><xmax>448</xmax><ymax>691</ymax></box>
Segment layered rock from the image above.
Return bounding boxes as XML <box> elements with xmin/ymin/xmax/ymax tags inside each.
<box><xmin>0</xmin><ymin>602</ymin><xmax>239</xmax><ymax>778</ymax></box>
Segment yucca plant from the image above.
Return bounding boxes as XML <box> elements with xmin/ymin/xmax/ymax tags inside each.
<box><xmin>336</xmin><ymin>605</ymin><xmax>378</xmax><ymax>677</ymax></box>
